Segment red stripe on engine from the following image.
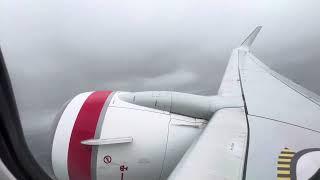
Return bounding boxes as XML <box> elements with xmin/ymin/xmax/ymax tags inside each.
<box><xmin>68</xmin><ymin>91</ymin><xmax>112</xmax><ymax>180</ymax></box>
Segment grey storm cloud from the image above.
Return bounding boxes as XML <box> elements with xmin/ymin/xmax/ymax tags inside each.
<box><xmin>1</xmin><ymin>0</ymin><xmax>320</xmax><ymax>177</ymax></box>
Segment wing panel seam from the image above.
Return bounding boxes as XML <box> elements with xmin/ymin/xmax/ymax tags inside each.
<box><xmin>237</xmin><ymin>50</ymin><xmax>250</xmax><ymax>180</ymax></box>
<box><xmin>248</xmin><ymin>114</ymin><xmax>320</xmax><ymax>134</ymax></box>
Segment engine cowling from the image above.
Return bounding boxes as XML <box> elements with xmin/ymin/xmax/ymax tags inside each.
<box><xmin>51</xmin><ymin>91</ymin><xmax>206</xmax><ymax>180</ymax></box>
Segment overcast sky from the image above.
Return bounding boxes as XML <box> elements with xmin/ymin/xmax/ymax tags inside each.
<box><xmin>1</xmin><ymin>0</ymin><xmax>320</xmax><ymax>176</ymax></box>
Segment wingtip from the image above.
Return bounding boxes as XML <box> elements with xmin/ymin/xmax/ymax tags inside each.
<box><xmin>240</xmin><ymin>26</ymin><xmax>262</xmax><ymax>50</ymax></box>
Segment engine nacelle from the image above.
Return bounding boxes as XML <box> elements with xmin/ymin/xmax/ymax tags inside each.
<box><xmin>51</xmin><ymin>91</ymin><xmax>205</xmax><ymax>180</ymax></box>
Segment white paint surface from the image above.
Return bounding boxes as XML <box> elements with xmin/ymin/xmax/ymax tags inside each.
<box><xmin>52</xmin><ymin>92</ymin><xmax>92</xmax><ymax>180</ymax></box>
<box><xmin>96</xmin><ymin>93</ymin><xmax>170</xmax><ymax>180</ymax></box>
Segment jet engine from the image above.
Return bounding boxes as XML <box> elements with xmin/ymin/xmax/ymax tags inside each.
<box><xmin>50</xmin><ymin>91</ymin><xmax>207</xmax><ymax>180</ymax></box>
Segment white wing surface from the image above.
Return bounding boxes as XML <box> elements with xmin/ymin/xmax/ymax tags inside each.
<box><xmin>168</xmin><ymin>108</ymin><xmax>248</xmax><ymax>180</ymax></box>
<box><xmin>240</xmin><ymin>51</ymin><xmax>320</xmax><ymax>132</ymax></box>
<box><xmin>238</xmin><ymin>35</ymin><xmax>320</xmax><ymax>180</ymax></box>
<box><xmin>170</xmin><ymin>26</ymin><xmax>320</xmax><ymax>180</ymax></box>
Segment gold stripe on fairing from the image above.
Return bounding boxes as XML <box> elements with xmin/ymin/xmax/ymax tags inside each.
<box><xmin>277</xmin><ymin>170</ymin><xmax>290</xmax><ymax>175</ymax></box>
<box><xmin>277</xmin><ymin>177</ymin><xmax>291</xmax><ymax>180</ymax></box>
<box><xmin>279</xmin><ymin>153</ymin><xmax>294</xmax><ymax>158</ymax></box>
<box><xmin>278</xmin><ymin>158</ymin><xmax>291</xmax><ymax>163</ymax></box>
<box><xmin>277</xmin><ymin>164</ymin><xmax>290</xmax><ymax>168</ymax></box>
<box><xmin>277</xmin><ymin>148</ymin><xmax>296</xmax><ymax>180</ymax></box>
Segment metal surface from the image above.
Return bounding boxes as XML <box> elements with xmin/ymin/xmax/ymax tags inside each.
<box><xmin>119</xmin><ymin>91</ymin><xmax>242</xmax><ymax>120</ymax></box>
<box><xmin>218</xmin><ymin>49</ymin><xmax>243</xmax><ymax>97</ymax></box>
<box><xmin>52</xmin><ymin>92</ymin><xmax>92</xmax><ymax>180</ymax></box>
<box><xmin>239</xmin><ymin>51</ymin><xmax>320</xmax><ymax>132</ymax></box>
<box><xmin>170</xmin><ymin>26</ymin><xmax>320</xmax><ymax>180</ymax></box>
<box><xmin>160</xmin><ymin>114</ymin><xmax>204</xmax><ymax>179</ymax></box>
<box><xmin>218</xmin><ymin>26</ymin><xmax>320</xmax><ymax>179</ymax></box>
<box><xmin>168</xmin><ymin>108</ymin><xmax>248</xmax><ymax>180</ymax></box>
<box><xmin>51</xmin><ymin>92</ymin><xmax>204</xmax><ymax>180</ymax></box>
<box><xmin>246</xmin><ymin>115</ymin><xmax>320</xmax><ymax>180</ymax></box>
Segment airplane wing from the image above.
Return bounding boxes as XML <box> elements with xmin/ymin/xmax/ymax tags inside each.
<box><xmin>169</xmin><ymin>27</ymin><xmax>320</xmax><ymax>180</ymax></box>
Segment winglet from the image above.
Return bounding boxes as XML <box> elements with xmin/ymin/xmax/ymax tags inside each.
<box><xmin>240</xmin><ymin>26</ymin><xmax>262</xmax><ymax>50</ymax></box>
